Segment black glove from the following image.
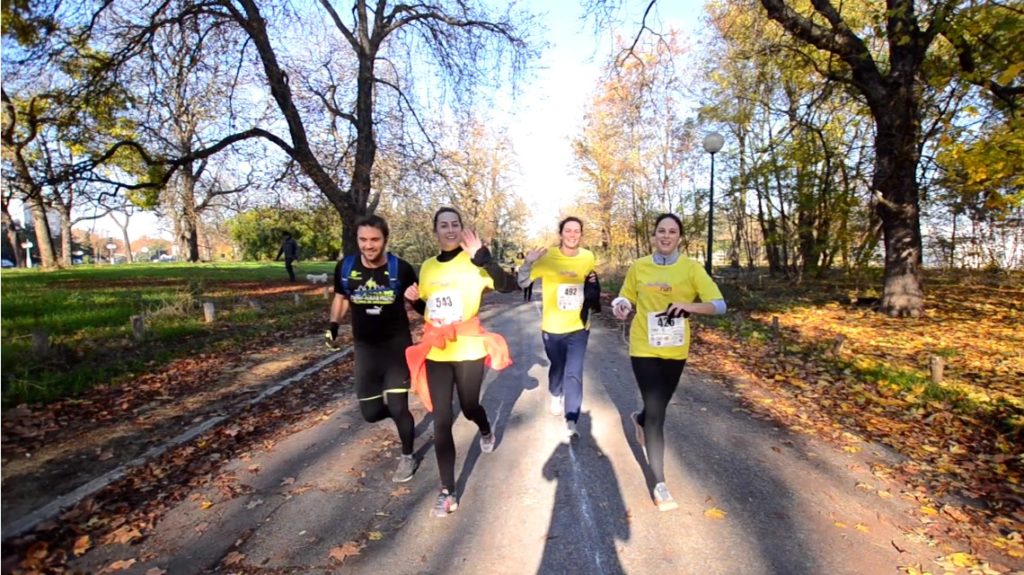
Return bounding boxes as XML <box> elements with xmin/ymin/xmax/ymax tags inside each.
<box><xmin>324</xmin><ymin>322</ymin><xmax>341</xmax><ymax>349</ymax></box>
<box><xmin>580</xmin><ymin>271</ymin><xmax>602</xmax><ymax>325</ymax></box>
<box><xmin>656</xmin><ymin>303</ymin><xmax>690</xmax><ymax>323</ymax></box>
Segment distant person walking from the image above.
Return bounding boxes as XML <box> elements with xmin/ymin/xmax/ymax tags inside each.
<box><xmin>612</xmin><ymin>213</ymin><xmax>726</xmax><ymax>511</ymax></box>
<box><xmin>517</xmin><ymin>251</ymin><xmax>535</xmax><ymax>302</ymax></box>
<box><xmin>404</xmin><ymin>207</ymin><xmax>519</xmax><ymax>517</ymax></box>
<box><xmin>276</xmin><ymin>232</ymin><xmax>299</xmax><ymax>282</ymax></box>
<box><xmin>516</xmin><ymin>216</ymin><xmax>601</xmax><ymax>440</ymax></box>
<box><xmin>326</xmin><ymin>215</ymin><xmax>423</xmax><ymax>483</ymax></box>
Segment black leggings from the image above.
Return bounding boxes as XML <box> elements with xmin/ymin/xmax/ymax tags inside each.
<box><xmin>523</xmin><ymin>281</ymin><xmax>534</xmax><ymax>302</ymax></box>
<box><xmin>354</xmin><ymin>336</ymin><xmax>415</xmax><ymax>455</ymax></box>
<box><xmin>630</xmin><ymin>356</ymin><xmax>687</xmax><ymax>483</ymax></box>
<box><xmin>426</xmin><ymin>358</ymin><xmax>491</xmax><ymax>492</ymax></box>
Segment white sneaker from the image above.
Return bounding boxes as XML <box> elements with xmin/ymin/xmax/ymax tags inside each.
<box><xmin>566</xmin><ymin>420</ymin><xmax>580</xmax><ymax>442</ymax></box>
<box><xmin>549</xmin><ymin>395</ymin><xmax>563</xmax><ymax>416</ymax></box>
<box><xmin>653</xmin><ymin>482</ymin><xmax>678</xmax><ymax>511</ymax></box>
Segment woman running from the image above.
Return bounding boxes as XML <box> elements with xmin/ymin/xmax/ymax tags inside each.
<box><xmin>612</xmin><ymin>213</ymin><xmax>727</xmax><ymax>511</ymax></box>
<box><xmin>405</xmin><ymin>207</ymin><xmax>519</xmax><ymax>517</ymax></box>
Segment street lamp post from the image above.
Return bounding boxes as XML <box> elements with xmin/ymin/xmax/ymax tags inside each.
<box><xmin>20</xmin><ymin>240</ymin><xmax>34</xmax><ymax>269</ymax></box>
<box><xmin>106</xmin><ymin>242</ymin><xmax>117</xmax><ymax>264</ymax></box>
<box><xmin>702</xmin><ymin>132</ymin><xmax>724</xmax><ymax>276</ymax></box>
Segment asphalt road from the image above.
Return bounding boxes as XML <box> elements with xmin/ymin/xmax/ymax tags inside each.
<box><xmin>71</xmin><ymin>292</ymin><xmax>942</xmax><ymax>574</ymax></box>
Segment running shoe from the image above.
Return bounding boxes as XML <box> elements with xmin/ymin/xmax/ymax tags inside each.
<box><xmin>631</xmin><ymin>411</ymin><xmax>645</xmax><ymax>447</ymax></box>
<box><xmin>432</xmin><ymin>490</ymin><xmax>458</xmax><ymax>517</ymax></box>
<box><xmin>549</xmin><ymin>394</ymin><xmax>563</xmax><ymax>416</ymax></box>
<box><xmin>392</xmin><ymin>454</ymin><xmax>418</xmax><ymax>483</ymax></box>
<box><xmin>653</xmin><ymin>482</ymin><xmax>678</xmax><ymax>511</ymax></box>
<box><xmin>480</xmin><ymin>432</ymin><xmax>496</xmax><ymax>453</ymax></box>
<box><xmin>566</xmin><ymin>420</ymin><xmax>580</xmax><ymax>442</ymax></box>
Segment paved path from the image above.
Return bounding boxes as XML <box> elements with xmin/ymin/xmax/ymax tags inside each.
<box><xmin>71</xmin><ymin>293</ymin><xmax>942</xmax><ymax>574</ymax></box>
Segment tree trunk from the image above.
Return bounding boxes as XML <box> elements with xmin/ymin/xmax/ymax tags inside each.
<box><xmin>58</xmin><ymin>206</ymin><xmax>73</xmax><ymax>267</ymax></box>
<box><xmin>1</xmin><ymin>205</ymin><xmax>23</xmax><ymax>268</ymax></box>
<box><xmin>27</xmin><ymin>194</ymin><xmax>56</xmax><ymax>268</ymax></box>
<box><xmin>874</xmin><ymin>104</ymin><xmax>924</xmax><ymax>317</ymax></box>
<box><xmin>121</xmin><ymin>225</ymin><xmax>134</xmax><ymax>263</ymax></box>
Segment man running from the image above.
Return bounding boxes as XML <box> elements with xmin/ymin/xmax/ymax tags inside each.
<box><xmin>517</xmin><ymin>216</ymin><xmax>601</xmax><ymax>440</ymax></box>
<box><xmin>326</xmin><ymin>215</ymin><xmax>423</xmax><ymax>482</ymax></box>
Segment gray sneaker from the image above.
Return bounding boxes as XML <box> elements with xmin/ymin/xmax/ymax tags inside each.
<box><xmin>432</xmin><ymin>490</ymin><xmax>458</xmax><ymax>517</ymax></box>
<box><xmin>480</xmin><ymin>432</ymin><xmax>496</xmax><ymax>453</ymax></box>
<box><xmin>566</xmin><ymin>420</ymin><xmax>580</xmax><ymax>442</ymax></box>
<box><xmin>631</xmin><ymin>411</ymin><xmax>645</xmax><ymax>447</ymax></box>
<box><xmin>653</xmin><ymin>482</ymin><xmax>678</xmax><ymax>511</ymax></box>
<box><xmin>392</xmin><ymin>455</ymin><xmax>418</xmax><ymax>483</ymax></box>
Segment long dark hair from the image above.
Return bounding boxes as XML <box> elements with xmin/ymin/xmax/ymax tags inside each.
<box><xmin>558</xmin><ymin>216</ymin><xmax>583</xmax><ymax>233</ymax></box>
<box><xmin>653</xmin><ymin>213</ymin><xmax>682</xmax><ymax>232</ymax></box>
<box><xmin>433</xmin><ymin>207</ymin><xmax>463</xmax><ymax>229</ymax></box>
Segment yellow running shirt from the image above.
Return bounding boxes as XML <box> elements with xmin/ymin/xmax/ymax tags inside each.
<box><xmin>419</xmin><ymin>250</ymin><xmax>494</xmax><ymax>362</ymax></box>
<box><xmin>527</xmin><ymin>248</ymin><xmax>596</xmax><ymax>334</ymax></box>
<box><xmin>619</xmin><ymin>256</ymin><xmax>723</xmax><ymax>359</ymax></box>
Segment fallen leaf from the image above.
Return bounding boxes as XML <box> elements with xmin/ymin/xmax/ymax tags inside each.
<box><xmin>328</xmin><ymin>541</ymin><xmax>363</xmax><ymax>564</ymax></box>
<box><xmin>833</xmin><ymin>521</ymin><xmax>848</xmax><ymax>528</ymax></box>
<box><xmin>103</xmin><ymin>525</ymin><xmax>143</xmax><ymax>545</ymax></box>
<box><xmin>854</xmin><ymin>523</ymin><xmax>870</xmax><ymax>533</ymax></box>
<box><xmin>919</xmin><ymin>506</ymin><xmax>938</xmax><ymax>516</ymax></box>
<box><xmin>704</xmin><ymin>507</ymin><xmax>727</xmax><ymax>520</ymax></box>
<box><xmin>938</xmin><ymin>551</ymin><xmax>976</xmax><ymax>568</ymax></box>
<box><xmin>200</xmin><ymin>500</ymin><xmax>214</xmax><ymax>510</ymax></box>
<box><xmin>390</xmin><ymin>486</ymin><xmax>411</xmax><ymax>497</ymax></box>
<box><xmin>280</xmin><ymin>477</ymin><xmax>296</xmax><ymax>486</ymax></box>
<box><xmin>101</xmin><ymin>559</ymin><xmax>137</xmax><ymax>573</ymax></box>
<box><xmin>73</xmin><ymin>535</ymin><xmax>92</xmax><ymax>556</ymax></box>
<box><xmin>145</xmin><ymin>568</ymin><xmax>167</xmax><ymax>575</ymax></box>
<box><xmin>222</xmin><ymin>551</ymin><xmax>245</xmax><ymax>566</ymax></box>
<box><xmin>368</xmin><ymin>531</ymin><xmax>383</xmax><ymax>541</ymax></box>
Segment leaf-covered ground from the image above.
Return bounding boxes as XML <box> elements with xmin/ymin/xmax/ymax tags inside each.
<box><xmin>687</xmin><ymin>272</ymin><xmax>1024</xmax><ymax>569</ymax></box>
<box><xmin>3</xmin><ymin>274</ymin><xmax>1021</xmax><ymax>573</ymax></box>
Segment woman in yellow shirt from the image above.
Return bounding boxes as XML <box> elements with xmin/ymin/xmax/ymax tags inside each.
<box><xmin>612</xmin><ymin>213</ymin><xmax>727</xmax><ymax>511</ymax></box>
<box><xmin>404</xmin><ymin>207</ymin><xmax>518</xmax><ymax>517</ymax></box>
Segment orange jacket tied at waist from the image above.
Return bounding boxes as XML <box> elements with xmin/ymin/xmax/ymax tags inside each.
<box><xmin>405</xmin><ymin>317</ymin><xmax>512</xmax><ymax>412</ymax></box>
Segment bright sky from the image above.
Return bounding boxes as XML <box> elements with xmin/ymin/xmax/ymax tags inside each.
<box><xmin>64</xmin><ymin>0</ymin><xmax>709</xmax><ymax>245</ymax></box>
<box><xmin>500</xmin><ymin>0</ymin><xmax>707</xmax><ymax>238</ymax></box>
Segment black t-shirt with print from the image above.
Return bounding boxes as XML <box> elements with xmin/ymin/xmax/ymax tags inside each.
<box><xmin>333</xmin><ymin>255</ymin><xmax>418</xmax><ymax>343</ymax></box>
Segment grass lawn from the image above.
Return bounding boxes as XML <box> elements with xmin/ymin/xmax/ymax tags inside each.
<box><xmin>1</xmin><ymin>261</ymin><xmax>337</xmax><ymax>405</ymax></box>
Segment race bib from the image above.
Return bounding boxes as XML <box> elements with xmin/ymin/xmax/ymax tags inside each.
<box><xmin>427</xmin><ymin>290</ymin><xmax>464</xmax><ymax>325</ymax></box>
<box><xmin>647</xmin><ymin>312</ymin><xmax>686</xmax><ymax>347</ymax></box>
<box><xmin>557</xmin><ymin>283</ymin><xmax>585</xmax><ymax>311</ymax></box>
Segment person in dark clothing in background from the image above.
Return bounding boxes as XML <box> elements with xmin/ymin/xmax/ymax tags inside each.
<box><xmin>517</xmin><ymin>251</ymin><xmax>535</xmax><ymax>302</ymax></box>
<box><xmin>276</xmin><ymin>232</ymin><xmax>299</xmax><ymax>281</ymax></box>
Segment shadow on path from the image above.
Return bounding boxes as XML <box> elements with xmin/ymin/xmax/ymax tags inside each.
<box><xmin>539</xmin><ymin>412</ymin><xmax>629</xmax><ymax>575</ymax></box>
